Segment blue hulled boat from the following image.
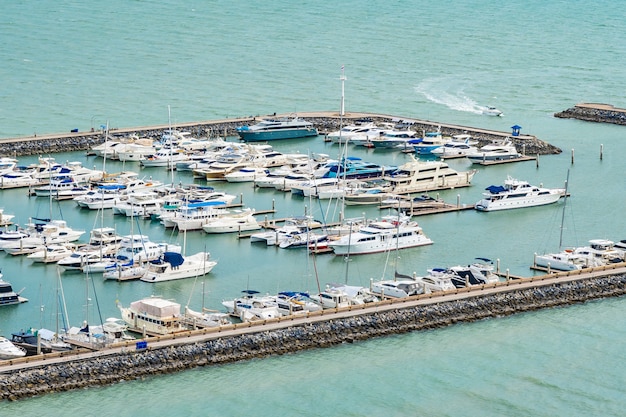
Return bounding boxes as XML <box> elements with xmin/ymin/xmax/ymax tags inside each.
<box><xmin>320</xmin><ymin>157</ymin><xmax>396</xmax><ymax>180</ymax></box>
<box><xmin>236</xmin><ymin>116</ymin><xmax>318</xmax><ymax>141</ymax></box>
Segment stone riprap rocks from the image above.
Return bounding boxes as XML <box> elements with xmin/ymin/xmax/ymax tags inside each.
<box><xmin>1</xmin><ymin>273</ymin><xmax>625</xmax><ymax>401</ymax></box>
<box><xmin>555</xmin><ymin>103</ymin><xmax>626</xmax><ymax>125</ymax></box>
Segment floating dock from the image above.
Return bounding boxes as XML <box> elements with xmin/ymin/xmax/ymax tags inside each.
<box><xmin>472</xmin><ymin>155</ymin><xmax>537</xmax><ymax>166</ymax></box>
<box><xmin>379</xmin><ymin>195</ymin><xmax>475</xmax><ymax>216</ymax></box>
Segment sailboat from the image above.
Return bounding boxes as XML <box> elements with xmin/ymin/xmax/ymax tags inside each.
<box><xmin>531</xmin><ymin>171</ymin><xmax>621</xmax><ymax>271</ymax></box>
<box><xmin>183</xmin><ymin>282</ymin><xmax>230</xmax><ymax>328</ymax></box>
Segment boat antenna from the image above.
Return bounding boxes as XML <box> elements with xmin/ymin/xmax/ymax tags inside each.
<box><xmin>558</xmin><ymin>169</ymin><xmax>570</xmax><ymax>250</ymax></box>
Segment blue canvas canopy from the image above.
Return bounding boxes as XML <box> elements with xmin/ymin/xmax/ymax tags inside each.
<box><xmin>163</xmin><ymin>251</ymin><xmax>184</xmax><ymax>267</ymax></box>
<box><xmin>278</xmin><ymin>291</ymin><xmax>310</xmax><ymax>298</ymax></box>
<box><xmin>485</xmin><ymin>185</ymin><xmax>506</xmax><ymax>194</ymax></box>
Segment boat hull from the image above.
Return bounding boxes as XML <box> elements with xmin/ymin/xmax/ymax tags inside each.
<box><xmin>238</xmin><ymin>128</ymin><xmax>318</xmax><ymax>142</ymax></box>
<box><xmin>330</xmin><ymin>237</ymin><xmax>433</xmax><ymax>255</ymax></box>
<box><xmin>475</xmin><ymin>191</ymin><xmax>563</xmax><ymax>211</ymax></box>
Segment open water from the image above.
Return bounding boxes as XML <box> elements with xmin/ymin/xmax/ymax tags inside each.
<box><xmin>1</xmin><ymin>1</ymin><xmax>625</xmax><ymax>415</ymax></box>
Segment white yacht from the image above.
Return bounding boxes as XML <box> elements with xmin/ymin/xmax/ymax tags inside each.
<box><xmin>328</xmin><ymin>215</ymin><xmax>433</xmax><ymax>255</ymax></box>
<box><xmin>221</xmin><ymin>290</ymin><xmax>281</xmax><ymax>322</ymax></box>
<box><xmin>115</xmin><ymin>139</ymin><xmax>157</xmax><ymax>162</ymax></box>
<box><xmin>140</xmin><ymin>251</ymin><xmax>217</xmax><ymax>283</ymax></box>
<box><xmin>431</xmin><ymin>259</ymin><xmax>500</xmax><ymax>288</ymax></box>
<box><xmin>57</xmin><ymin>250</ymin><xmax>116</xmax><ymax>273</ymax></box>
<box><xmin>369</xmin><ymin>277</ymin><xmax>423</xmax><ymax>298</ymax></box>
<box><xmin>192</xmin><ymin>153</ymin><xmax>254</xmax><ymax>181</ymax></box>
<box><xmin>475</xmin><ymin>176</ymin><xmax>566</xmax><ymax>211</ymax></box>
<box><xmin>309</xmin><ymin>286</ymin><xmax>354</xmax><ymax>309</ymax></box>
<box><xmin>224</xmin><ymin>167</ymin><xmax>269</xmax><ymax>183</ymax></box>
<box><xmin>325</xmin><ymin>122</ymin><xmax>382</xmax><ymax>145</ymax></box>
<box><xmin>368</xmin><ymin>130</ymin><xmax>417</xmax><ymax>149</ymax></box>
<box><xmin>382</xmin><ymin>156</ymin><xmax>477</xmax><ymax>195</ymax></box>
<box><xmin>112</xmin><ymin>191</ymin><xmax>164</xmax><ymax>218</ymax></box>
<box><xmin>103</xmin><ymin>260</ymin><xmax>148</xmax><ymax>281</ymax></box>
<box><xmin>290</xmin><ymin>177</ymin><xmax>340</xmax><ymax>197</ymax></box>
<box><xmin>0</xmin><ymin>336</ymin><xmax>27</xmax><ymax>360</ymax></box>
<box><xmin>0</xmin><ymin>275</ymin><xmax>28</xmax><ymax>305</ymax></box>
<box><xmin>201</xmin><ymin>209</ymin><xmax>261</xmax><ymax>234</ymax></box>
<box><xmin>267</xmin><ymin>292</ymin><xmax>322</xmax><ymax>316</ymax></box>
<box><xmin>415</xmin><ymin>274</ymin><xmax>456</xmax><ymax>293</ymax></box>
<box><xmin>0</xmin><ymin>157</ymin><xmax>19</xmax><ymax>175</ymax></box>
<box><xmin>140</xmin><ymin>147</ymin><xmax>189</xmax><ymax>168</ymax></box>
<box><xmin>412</xmin><ymin>129</ymin><xmax>451</xmax><ymax>155</ymax></box>
<box><xmin>183</xmin><ymin>306</ymin><xmax>231</xmax><ymax>328</ymax></box>
<box><xmin>467</xmin><ymin>139</ymin><xmax>521</xmax><ymax>163</ymax></box>
<box><xmin>249</xmin><ymin>216</ymin><xmax>322</xmax><ymax>246</ymax></box>
<box><xmin>0</xmin><ymin>209</ymin><xmax>15</xmax><ymax>227</ymax></box>
<box><xmin>26</xmin><ymin>244</ymin><xmax>75</xmax><ymax>263</ymax></box>
<box><xmin>0</xmin><ymin>171</ymin><xmax>40</xmax><ymax>189</ymax></box>
<box><xmin>119</xmin><ymin>296</ymin><xmax>187</xmax><ymax>335</ymax></box>
<box><xmin>161</xmin><ymin>201</ymin><xmax>229</xmax><ymax>231</ymax></box>
<box><xmin>278</xmin><ymin>229</ymin><xmax>328</xmax><ymax>249</ymax></box>
<box><xmin>32</xmin><ymin>174</ymin><xmax>85</xmax><ymax>198</ymax></box>
<box><xmin>273</xmin><ymin>172</ymin><xmax>314</xmax><ymax>192</ymax></box>
<box><xmin>431</xmin><ymin>134</ymin><xmax>479</xmax><ymax>157</ymax></box>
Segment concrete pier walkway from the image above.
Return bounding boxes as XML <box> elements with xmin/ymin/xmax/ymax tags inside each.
<box><xmin>0</xmin><ymin>111</ymin><xmax>561</xmax><ymax>157</ymax></box>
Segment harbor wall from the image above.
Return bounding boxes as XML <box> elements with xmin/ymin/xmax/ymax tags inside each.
<box><xmin>0</xmin><ymin>111</ymin><xmax>561</xmax><ymax>158</ymax></box>
<box><xmin>1</xmin><ymin>272</ymin><xmax>625</xmax><ymax>401</ymax></box>
<box><xmin>554</xmin><ymin>103</ymin><xmax>626</xmax><ymax>125</ymax></box>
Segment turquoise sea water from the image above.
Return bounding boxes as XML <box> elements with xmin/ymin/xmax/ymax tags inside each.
<box><xmin>1</xmin><ymin>1</ymin><xmax>625</xmax><ymax>415</ymax></box>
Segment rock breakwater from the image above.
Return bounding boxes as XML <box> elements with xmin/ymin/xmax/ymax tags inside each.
<box><xmin>2</xmin><ymin>273</ymin><xmax>624</xmax><ymax>401</ymax></box>
<box><xmin>555</xmin><ymin>103</ymin><xmax>626</xmax><ymax>126</ymax></box>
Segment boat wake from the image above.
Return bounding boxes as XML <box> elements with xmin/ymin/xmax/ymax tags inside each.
<box><xmin>414</xmin><ymin>78</ymin><xmax>490</xmax><ymax>115</ymax></box>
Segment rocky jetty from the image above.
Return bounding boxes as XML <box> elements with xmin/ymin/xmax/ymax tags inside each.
<box><xmin>555</xmin><ymin>103</ymin><xmax>626</xmax><ymax>126</ymax></box>
<box><xmin>0</xmin><ymin>112</ymin><xmax>561</xmax><ymax>157</ymax></box>
<box><xmin>1</xmin><ymin>273</ymin><xmax>624</xmax><ymax>401</ymax></box>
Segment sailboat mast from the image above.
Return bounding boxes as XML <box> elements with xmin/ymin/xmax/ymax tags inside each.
<box><xmin>340</xmin><ymin>65</ymin><xmax>346</xmax><ymax>117</ymax></box>
<box><xmin>102</xmin><ymin>121</ymin><xmax>109</xmax><ymax>175</ymax></box>
<box><xmin>558</xmin><ymin>170</ymin><xmax>570</xmax><ymax>250</ymax></box>
<box><xmin>168</xmin><ymin>105</ymin><xmax>174</xmax><ymax>185</ymax></box>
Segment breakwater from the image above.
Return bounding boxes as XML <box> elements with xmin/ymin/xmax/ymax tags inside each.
<box><xmin>555</xmin><ymin>103</ymin><xmax>626</xmax><ymax>125</ymax></box>
<box><xmin>0</xmin><ymin>111</ymin><xmax>561</xmax><ymax>157</ymax></box>
<box><xmin>2</xmin><ymin>270</ymin><xmax>625</xmax><ymax>401</ymax></box>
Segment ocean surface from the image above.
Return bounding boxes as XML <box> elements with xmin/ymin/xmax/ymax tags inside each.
<box><xmin>1</xmin><ymin>1</ymin><xmax>625</xmax><ymax>415</ymax></box>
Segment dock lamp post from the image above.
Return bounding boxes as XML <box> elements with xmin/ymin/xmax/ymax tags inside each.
<box><xmin>91</xmin><ymin>115</ymin><xmax>105</xmax><ymax>132</ymax></box>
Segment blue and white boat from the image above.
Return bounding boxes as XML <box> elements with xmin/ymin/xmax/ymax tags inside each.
<box><xmin>368</xmin><ymin>130</ymin><xmax>417</xmax><ymax>149</ymax></box>
<box><xmin>430</xmin><ymin>134</ymin><xmax>479</xmax><ymax>158</ymax></box>
<box><xmin>318</xmin><ymin>157</ymin><xmax>396</xmax><ymax>180</ymax></box>
<box><xmin>412</xmin><ymin>129</ymin><xmax>450</xmax><ymax>155</ymax></box>
<box><xmin>236</xmin><ymin>116</ymin><xmax>318</xmax><ymax>141</ymax></box>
